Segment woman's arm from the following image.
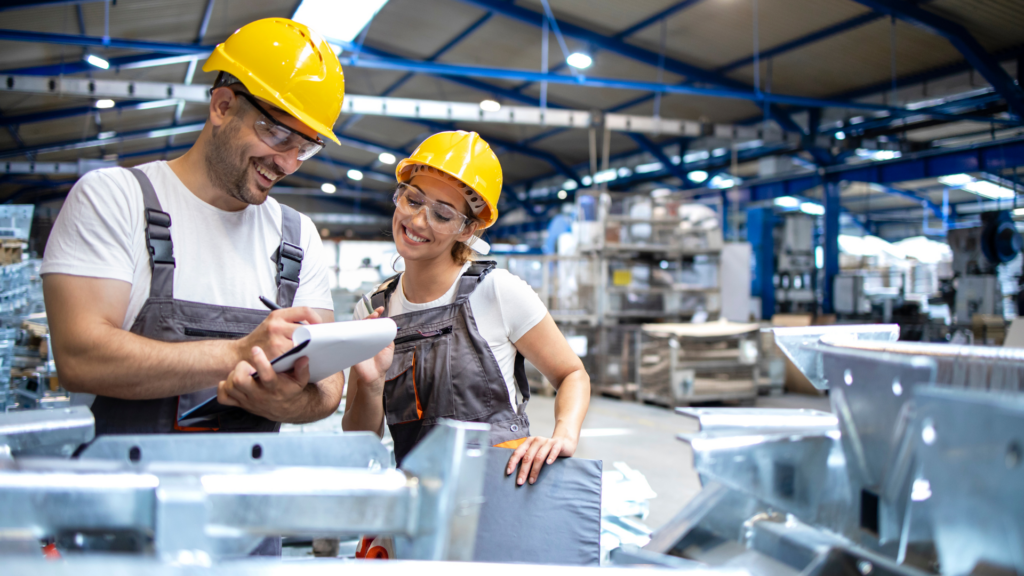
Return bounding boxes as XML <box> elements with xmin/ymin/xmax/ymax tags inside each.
<box><xmin>505</xmin><ymin>313</ymin><xmax>590</xmax><ymax>485</ymax></box>
<box><xmin>341</xmin><ymin>307</ymin><xmax>393</xmax><ymax>434</ymax></box>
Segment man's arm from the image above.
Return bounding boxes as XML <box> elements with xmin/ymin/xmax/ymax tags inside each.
<box><xmin>45</xmin><ymin>273</ymin><xmax>318</xmax><ymax>400</ymax></box>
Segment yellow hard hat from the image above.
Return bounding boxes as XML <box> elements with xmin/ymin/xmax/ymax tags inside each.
<box><xmin>202</xmin><ymin>18</ymin><xmax>344</xmax><ymax>145</ymax></box>
<box><xmin>397</xmin><ymin>131</ymin><xmax>503</xmax><ymax>228</ymax></box>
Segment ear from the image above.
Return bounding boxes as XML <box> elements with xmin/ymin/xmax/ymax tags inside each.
<box><xmin>208</xmin><ymin>87</ymin><xmax>239</xmax><ymax>128</ymax></box>
<box><xmin>457</xmin><ymin>219</ymin><xmax>480</xmax><ymax>243</ymax></box>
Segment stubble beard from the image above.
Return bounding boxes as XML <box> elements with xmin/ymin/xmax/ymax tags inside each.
<box><xmin>205</xmin><ymin>119</ymin><xmax>278</xmax><ymax>206</ymax></box>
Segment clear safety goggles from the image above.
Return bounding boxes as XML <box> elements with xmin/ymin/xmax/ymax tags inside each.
<box><xmin>234</xmin><ymin>91</ymin><xmax>324</xmax><ymax>161</ymax></box>
<box><xmin>392</xmin><ymin>182</ymin><xmax>471</xmax><ymax>236</ymax></box>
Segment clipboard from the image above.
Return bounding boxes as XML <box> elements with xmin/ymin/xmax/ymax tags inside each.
<box><xmin>179</xmin><ymin>319</ymin><xmax>396</xmax><ymax>424</ymax></box>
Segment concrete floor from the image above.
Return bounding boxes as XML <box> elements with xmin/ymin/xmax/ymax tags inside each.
<box><xmin>524</xmin><ymin>392</ymin><xmax>832</xmax><ymax>530</ymax></box>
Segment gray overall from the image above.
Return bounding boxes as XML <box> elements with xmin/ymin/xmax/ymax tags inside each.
<box><xmin>370</xmin><ymin>261</ymin><xmax>531</xmax><ymax>465</ymax></box>
<box><xmin>89</xmin><ymin>168</ymin><xmax>305</xmax><ymax>436</ymax></box>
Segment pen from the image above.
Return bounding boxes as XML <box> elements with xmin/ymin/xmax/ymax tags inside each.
<box><xmin>361</xmin><ymin>293</ymin><xmax>374</xmax><ymax>315</ymax></box>
<box><xmin>259</xmin><ymin>295</ymin><xmax>281</xmax><ymax>311</ymax></box>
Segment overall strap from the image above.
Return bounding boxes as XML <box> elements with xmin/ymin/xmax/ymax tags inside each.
<box><xmin>275</xmin><ymin>205</ymin><xmax>304</xmax><ymax>307</ymax></box>
<box><xmin>512</xmin><ymin>351</ymin><xmax>532</xmax><ymax>414</ymax></box>
<box><xmin>371</xmin><ymin>273</ymin><xmax>401</xmax><ymax>317</ymax></box>
<box><xmin>455</xmin><ymin>260</ymin><xmax>497</xmax><ymax>301</ymax></box>
<box><xmin>128</xmin><ymin>168</ymin><xmax>175</xmax><ymax>299</ymax></box>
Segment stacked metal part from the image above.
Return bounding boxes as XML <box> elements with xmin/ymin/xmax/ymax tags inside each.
<box><xmin>612</xmin><ymin>324</ymin><xmax>1024</xmax><ymax>575</ymax></box>
<box><xmin>0</xmin><ymin>412</ymin><xmax>490</xmax><ymax>564</ymax></box>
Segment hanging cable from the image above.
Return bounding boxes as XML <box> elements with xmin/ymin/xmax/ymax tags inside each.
<box><xmin>653</xmin><ymin>18</ymin><xmax>666</xmax><ymax>121</ymax></box>
<box><xmin>539</xmin><ymin>0</ymin><xmax>582</xmax><ymax>78</ymax></box>
<box><xmin>540</xmin><ymin>17</ymin><xmax>549</xmax><ymax>111</ymax></box>
<box><xmin>752</xmin><ymin>0</ymin><xmax>760</xmax><ymax>98</ymax></box>
<box><xmin>890</xmin><ymin>16</ymin><xmax>898</xmax><ymax>107</ymax></box>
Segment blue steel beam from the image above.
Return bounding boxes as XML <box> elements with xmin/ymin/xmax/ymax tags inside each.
<box><xmin>614</xmin><ymin>0</ymin><xmax>706</xmax><ymax>39</ymax></box>
<box><xmin>742</xmin><ymin>135</ymin><xmax>1024</xmax><ymax>202</ymax></box>
<box><xmin>376</xmin><ymin>12</ymin><xmax>493</xmax><ymax>98</ymax></box>
<box><xmin>450</xmin><ymin>0</ymin><xmax>753</xmax><ymax>91</ymax></box>
<box><xmin>0</xmin><ymin>0</ymin><xmax>105</xmax><ymax>10</ymax></box>
<box><xmin>627</xmin><ymin>134</ymin><xmax>689</xmax><ymax>182</ymax></box>
<box><xmin>0</xmin><ymin>99</ymin><xmax>179</xmax><ymax>128</ymax></box>
<box><xmin>0</xmin><ymin>29</ymin><xmax>216</xmax><ymax>55</ymax></box>
<box><xmin>0</xmin><ymin>121</ymin><xmax>205</xmax><ymax>159</ymax></box>
<box><xmin>378</xmin><ymin>113</ymin><xmax>583</xmax><ymax>186</ymax></box>
<box><xmin>822</xmin><ymin>180</ymin><xmax>840</xmax><ymax>314</ymax></box>
<box><xmin>450</xmin><ymin>0</ymin><xmax>807</xmax><ymax>130</ymax></box>
<box><xmin>852</xmin><ymin>1</ymin><xmax>1024</xmax><ymax>117</ymax></box>
<box><xmin>716</xmin><ymin>12</ymin><xmax>882</xmax><ymax>74</ymax></box>
<box><xmin>0</xmin><ymin>29</ymin><xmax>923</xmax><ymax>115</ymax></box>
<box><xmin>2</xmin><ymin>52</ymin><xmax>199</xmax><ymax>76</ymax></box>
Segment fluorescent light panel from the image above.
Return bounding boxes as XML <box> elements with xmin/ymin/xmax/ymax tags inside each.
<box><xmin>292</xmin><ymin>0</ymin><xmax>390</xmax><ymax>43</ymax></box>
<box><xmin>86</xmin><ymin>54</ymin><xmax>109</xmax><ymax>69</ymax></box>
<box><xmin>938</xmin><ymin>173</ymin><xmax>1015</xmax><ymax>200</ymax></box>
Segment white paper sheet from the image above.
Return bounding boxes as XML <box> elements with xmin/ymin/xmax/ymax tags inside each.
<box><xmin>270</xmin><ymin>318</ymin><xmax>397</xmax><ymax>382</ymax></box>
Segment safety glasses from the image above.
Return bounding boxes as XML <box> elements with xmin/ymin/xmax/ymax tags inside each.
<box><xmin>392</xmin><ymin>182</ymin><xmax>470</xmax><ymax>236</ymax></box>
<box><xmin>234</xmin><ymin>91</ymin><xmax>324</xmax><ymax>161</ymax></box>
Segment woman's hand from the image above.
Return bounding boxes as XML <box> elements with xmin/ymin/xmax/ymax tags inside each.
<box><xmin>351</xmin><ymin>306</ymin><xmax>394</xmax><ymax>388</ymax></box>
<box><xmin>505</xmin><ymin>434</ymin><xmax>578</xmax><ymax>486</ymax></box>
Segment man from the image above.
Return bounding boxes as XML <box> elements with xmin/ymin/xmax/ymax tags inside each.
<box><xmin>42</xmin><ymin>18</ymin><xmax>346</xmax><ymax>436</ymax></box>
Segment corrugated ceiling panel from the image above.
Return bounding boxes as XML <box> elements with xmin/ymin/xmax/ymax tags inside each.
<box><xmin>727</xmin><ymin>18</ymin><xmax>963</xmax><ymax>99</ymax></box>
<box><xmin>629</xmin><ymin>0</ymin><xmax>873</xmax><ymax>71</ymax></box>
<box><xmin>927</xmin><ymin>0</ymin><xmax>1024</xmax><ymax>54</ymax></box>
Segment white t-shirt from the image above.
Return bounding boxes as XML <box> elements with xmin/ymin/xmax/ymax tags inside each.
<box><xmin>41</xmin><ymin>161</ymin><xmax>333</xmax><ymax>329</ymax></box>
<box><xmin>353</xmin><ymin>262</ymin><xmax>548</xmax><ymax>409</ymax></box>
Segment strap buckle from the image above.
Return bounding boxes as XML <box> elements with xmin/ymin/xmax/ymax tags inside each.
<box><xmin>145</xmin><ymin>208</ymin><xmax>174</xmax><ymax>267</ymax></box>
<box><xmin>277</xmin><ymin>241</ymin><xmax>303</xmax><ymax>284</ymax></box>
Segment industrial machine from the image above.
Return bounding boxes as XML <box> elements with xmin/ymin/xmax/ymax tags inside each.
<box><xmin>612</xmin><ymin>324</ymin><xmax>1024</xmax><ymax>574</ymax></box>
<box><xmin>947</xmin><ymin>210</ymin><xmax>1022</xmax><ymax>326</ymax></box>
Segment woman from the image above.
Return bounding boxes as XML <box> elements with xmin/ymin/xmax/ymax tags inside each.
<box><xmin>343</xmin><ymin>130</ymin><xmax>590</xmax><ymax>486</ymax></box>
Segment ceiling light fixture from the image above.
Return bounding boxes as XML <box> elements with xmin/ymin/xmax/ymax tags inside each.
<box><xmin>292</xmin><ymin>0</ymin><xmax>390</xmax><ymax>42</ymax></box>
<box><xmin>566</xmin><ymin>52</ymin><xmax>592</xmax><ymax>69</ymax></box>
<box><xmin>321</xmin><ymin>183</ymin><xmax>337</xmax><ymax>193</ymax></box>
<box><xmin>347</xmin><ymin>169</ymin><xmax>364</xmax><ymax>181</ymax></box>
<box><xmin>687</xmin><ymin>170</ymin><xmax>709</xmax><ymax>183</ymax></box>
<box><xmin>378</xmin><ymin>152</ymin><xmax>396</xmax><ymax>165</ymax></box>
<box><xmin>774</xmin><ymin>196</ymin><xmax>800</xmax><ymax>208</ymax></box>
<box><xmin>86</xmin><ymin>54</ymin><xmax>109</xmax><ymax>70</ymax></box>
<box><xmin>557</xmin><ymin>190</ymin><xmax>567</xmax><ymax>200</ymax></box>
<box><xmin>95</xmin><ymin>99</ymin><xmax>115</xmax><ymax>109</ymax></box>
<box><xmin>835</xmin><ymin>131</ymin><xmax>846</xmax><ymax>140</ymax></box>
<box><xmin>479</xmin><ymin>99</ymin><xmax>501</xmax><ymax>112</ymax></box>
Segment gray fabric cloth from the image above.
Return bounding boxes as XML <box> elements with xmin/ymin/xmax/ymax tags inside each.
<box><xmin>473</xmin><ymin>447</ymin><xmax>602</xmax><ymax>566</ymax></box>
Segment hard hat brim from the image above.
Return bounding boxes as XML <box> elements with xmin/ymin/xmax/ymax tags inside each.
<box><xmin>397</xmin><ymin>158</ymin><xmax>498</xmax><ymax>228</ymax></box>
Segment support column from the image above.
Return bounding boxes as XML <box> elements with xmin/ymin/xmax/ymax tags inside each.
<box><xmin>747</xmin><ymin>207</ymin><xmax>775</xmax><ymax>321</ymax></box>
<box><xmin>822</xmin><ymin>179</ymin><xmax>841</xmax><ymax>314</ymax></box>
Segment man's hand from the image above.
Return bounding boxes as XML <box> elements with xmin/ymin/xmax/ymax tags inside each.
<box><xmin>218</xmin><ymin>346</ymin><xmax>320</xmax><ymax>422</ymax></box>
<box><xmin>235</xmin><ymin>307</ymin><xmax>322</xmax><ymax>364</ymax></box>
<box><xmin>505</xmin><ymin>434</ymin><xmax>578</xmax><ymax>486</ymax></box>
<box><xmin>350</xmin><ymin>306</ymin><xmax>394</xmax><ymax>388</ymax></box>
